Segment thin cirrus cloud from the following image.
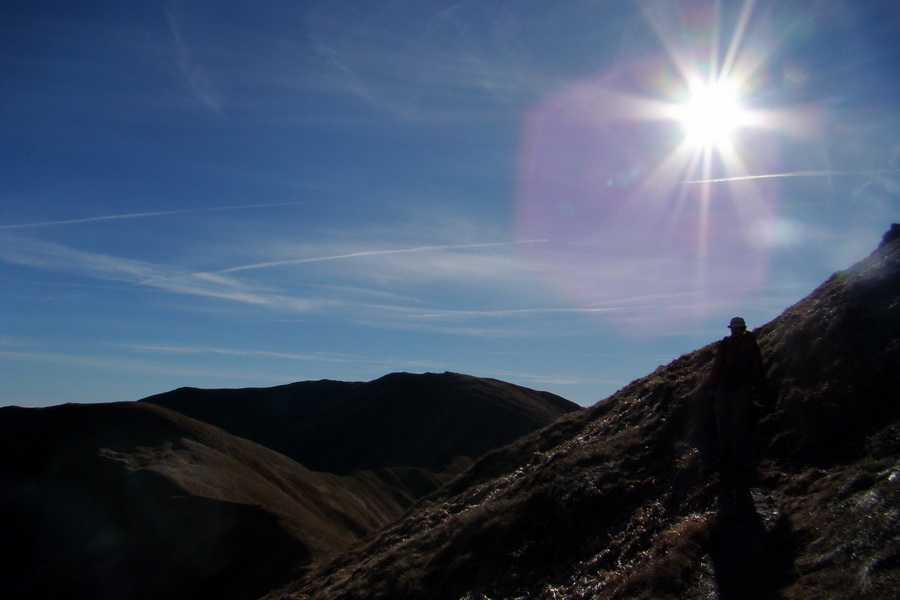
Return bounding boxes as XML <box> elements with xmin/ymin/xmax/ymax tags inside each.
<box><xmin>0</xmin><ymin>202</ymin><xmax>307</xmax><ymax>230</ymax></box>
<box><xmin>1</xmin><ymin>227</ymin><xmax>723</xmax><ymax>335</ymax></box>
<box><xmin>216</xmin><ymin>239</ymin><xmax>545</xmax><ymax>274</ymax></box>
<box><xmin>681</xmin><ymin>169</ymin><xmax>900</xmax><ymax>185</ymax></box>
<box><xmin>125</xmin><ymin>1</ymin><xmax>560</xmax><ymax>135</ymax></box>
<box><xmin>0</xmin><ymin>231</ymin><xmax>553</xmax><ymax>327</ymax></box>
<box><xmin>119</xmin><ymin>343</ymin><xmax>385</xmax><ymax>366</ymax></box>
<box><xmin>0</xmin><ymin>346</ymin><xmax>270</xmax><ymax>382</ymax></box>
<box><xmin>0</xmin><ymin>234</ymin><xmax>315</xmax><ymax>313</ymax></box>
<box><xmin>164</xmin><ymin>9</ymin><xmax>224</xmax><ymax>115</ymax></box>
<box><xmin>296</xmin><ymin>2</ymin><xmax>553</xmax><ymax>119</ymax></box>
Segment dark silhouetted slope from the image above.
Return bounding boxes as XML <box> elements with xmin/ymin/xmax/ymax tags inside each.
<box><xmin>142</xmin><ymin>371</ymin><xmax>580</xmax><ymax>475</ymax></box>
<box><xmin>273</xmin><ymin>226</ymin><xmax>900</xmax><ymax>600</ymax></box>
<box><xmin>0</xmin><ymin>402</ymin><xmax>423</xmax><ymax>600</ymax></box>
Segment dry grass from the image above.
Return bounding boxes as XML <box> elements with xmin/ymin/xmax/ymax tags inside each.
<box><xmin>0</xmin><ymin>402</ymin><xmax>414</xmax><ymax>600</ymax></box>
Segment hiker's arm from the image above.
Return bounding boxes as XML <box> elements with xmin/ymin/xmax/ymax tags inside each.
<box><xmin>707</xmin><ymin>344</ymin><xmax>723</xmax><ymax>390</ymax></box>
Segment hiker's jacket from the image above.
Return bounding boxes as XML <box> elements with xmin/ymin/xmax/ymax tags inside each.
<box><xmin>709</xmin><ymin>332</ymin><xmax>765</xmax><ymax>389</ymax></box>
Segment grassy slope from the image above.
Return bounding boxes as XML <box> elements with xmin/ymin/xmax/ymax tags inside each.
<box><xmin>0</xmin><ymin>402</ymin><xmax>416</xmax><ymax>600</ymax></box>
<box><xmin>1</xmin><ymin>372</ymin><xmax>579</xmax><ymax>600</ymax></box>
<box><xmin>274</xmin><ymin>228</ymin><xmax>900</xmax><ymax>600</ymax></box>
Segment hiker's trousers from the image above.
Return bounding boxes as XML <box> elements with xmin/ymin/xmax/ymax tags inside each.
<box><xmin>714</xmin><ymin>385</ymin><xmax>752</xmax><ymax>467</ymax></box>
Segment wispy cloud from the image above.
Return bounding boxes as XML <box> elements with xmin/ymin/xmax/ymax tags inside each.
<box><xmin>165</xmin><ymin>9</ymin><xmax>224</xmax><ymax>114</ymax></box>
<box><xmin>0</xmin><ymin>347</ymin><xmax>264</xmax><ymax>381</ymax></box>
<box><xmin>682</xmin><ymin>169</ymin><xmax>900</xmax><ymax>184</ymax></box>
<box><xmin>415</xmin><ymin>306</ymin><xmax>621</xmax><ymax>319</ymax></box>
<box><xmin>217</xmin><ymin>239</ymin><xmax>545</xmax><ymax>274</ymax></box>
<box><xmin>0</xmin><ymin>234</ymin><xmax>316</xmax><ymax>312</ymax></box>
<box><xmin>0</xmin><ymin>201</ymin><xmax>306</xmax><ymax>230</ymax></box>
<box><xmin>4</xmin><ymin>215</ymin><xmax>709</xmax><ymax>340</ymax></box>
<box><xmin>120</xmin><ymin>343</ymin><xmax>356</xmax><ymax>364</ymax></box>
<box><xmin>0</xmin><ymin>230</ymin><xmax>560</xmax><ymax>337</ymax></box>
<box><xmin>300</xmin><ymin>2</ymin><xmax>555</xmax><ymax>120</ymax></box>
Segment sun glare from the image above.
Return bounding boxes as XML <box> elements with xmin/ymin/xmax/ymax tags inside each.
<box><xmin>677</xmin><ymin>82</ymin><xmax>747</xmax><ymax>147</ymax></box>
<box><xmin>515</xmin><ymin>0</ymin><xmax>784</xmax><ymax>334</ymax></box>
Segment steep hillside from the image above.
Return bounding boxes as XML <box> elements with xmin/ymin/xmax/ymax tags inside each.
<box><xmin>0</xmin><ymin>402</ymin><xmax>423</xmax><ymax>600</ymax></box>
<box><xmin>273</xmin><ymin>225</ymin><xmax>900</xmax><ymax>600</ymax></box>
<box><xmin>142</xmin><ymin>371</ymin><xmax>579</xmax><ymax>476</ymax></box>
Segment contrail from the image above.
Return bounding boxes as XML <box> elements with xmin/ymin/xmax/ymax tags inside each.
<box><xmin>0</xmin><ymin>201</ymin><xmax>307</xmax><ymax>229</ymax></box>
<box><xmin>682</xmin><ymin>169</ymin><xmax>900</xmax><ymax>184</ymax></box>
<box><xmin>219</xmin><ymin>240</ymin><xmax>548</xmax><ymax>274</ymax></box>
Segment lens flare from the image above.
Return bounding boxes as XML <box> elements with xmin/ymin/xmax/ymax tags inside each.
<box><xmin>516</xmin><ymin>0</ymin><xmax>788</xmax><ymax>336</ymax></box>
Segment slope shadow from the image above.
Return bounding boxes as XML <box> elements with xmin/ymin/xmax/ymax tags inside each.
<box><xmin>709</xmin><ymin>477</ymin><xmax>796</xmax><ymax>600</ymax></box>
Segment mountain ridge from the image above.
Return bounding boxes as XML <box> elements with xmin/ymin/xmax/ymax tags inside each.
<box><xmin>0</xmin><ymin>373</ymin><xmax>578</xmax><ymax>600</ymax></box>
<box><xmin>141</xmin><ymin>371</ymin><xmax>580</xmax><ymax>476</ymax></box>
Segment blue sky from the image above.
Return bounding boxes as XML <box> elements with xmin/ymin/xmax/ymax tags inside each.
<box><xmin>2</xmin><ymin>0</ymin><xmax>899</xmax><ymax>407</ymax></box>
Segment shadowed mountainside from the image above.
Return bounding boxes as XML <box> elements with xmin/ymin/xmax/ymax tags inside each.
<box><xmin>142</xmin><ymin>371</ymin><xmax>579</xmax><ymax>476</ymax></box>
<box><xmin>0</xmin><ymin>402</ymin><xmax>430</xmax><ymax>600</ymax></box>
<box><xmin>272</xmin><ymin>225</ymin><xmax>900</xmax><ymax>600</ymax></box>
<box><xmin>1</xmin><ymin>373</ymin><xmax>578</xmax><ymax>600</ymax></box>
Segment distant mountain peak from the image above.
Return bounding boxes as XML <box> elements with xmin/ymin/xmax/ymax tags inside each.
<box><xmin>142</xmin><ymin>372</ymin><xmax>580</xmax><ymax>475</ymax></box>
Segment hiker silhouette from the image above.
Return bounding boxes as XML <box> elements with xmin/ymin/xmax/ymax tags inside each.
<box><xmin>706</xmin><ymin>317</ymin><xmax>766</xmax><ymax>472</ymax></box>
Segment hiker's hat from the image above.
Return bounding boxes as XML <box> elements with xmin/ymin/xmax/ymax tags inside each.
<box><xmin>728</xmin><ymin>316</ymin><xmax>746</xmax><ymax>329</ymax></box>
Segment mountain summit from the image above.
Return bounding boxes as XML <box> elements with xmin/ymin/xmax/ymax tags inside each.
<box><xmin>272</xmin><ymin>226</ymin><xmax>900</xmax><ymax>600</ymax></box>
<box><xmin>141</xmin><ymin>371</ymin><xmax>579</xmax><ymax>476</ymax></box>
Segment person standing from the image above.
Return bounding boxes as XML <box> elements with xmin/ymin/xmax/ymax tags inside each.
<box><xmin>707</xmin><ymin>317</ymin><xmax>765</xmax><ymax>471</ymax></box>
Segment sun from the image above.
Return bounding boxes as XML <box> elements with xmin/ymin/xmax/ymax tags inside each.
<box><xmin>676</xmin><ymin>81</ymin><xmax>748</xmax><ymax>148</ymax></box>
